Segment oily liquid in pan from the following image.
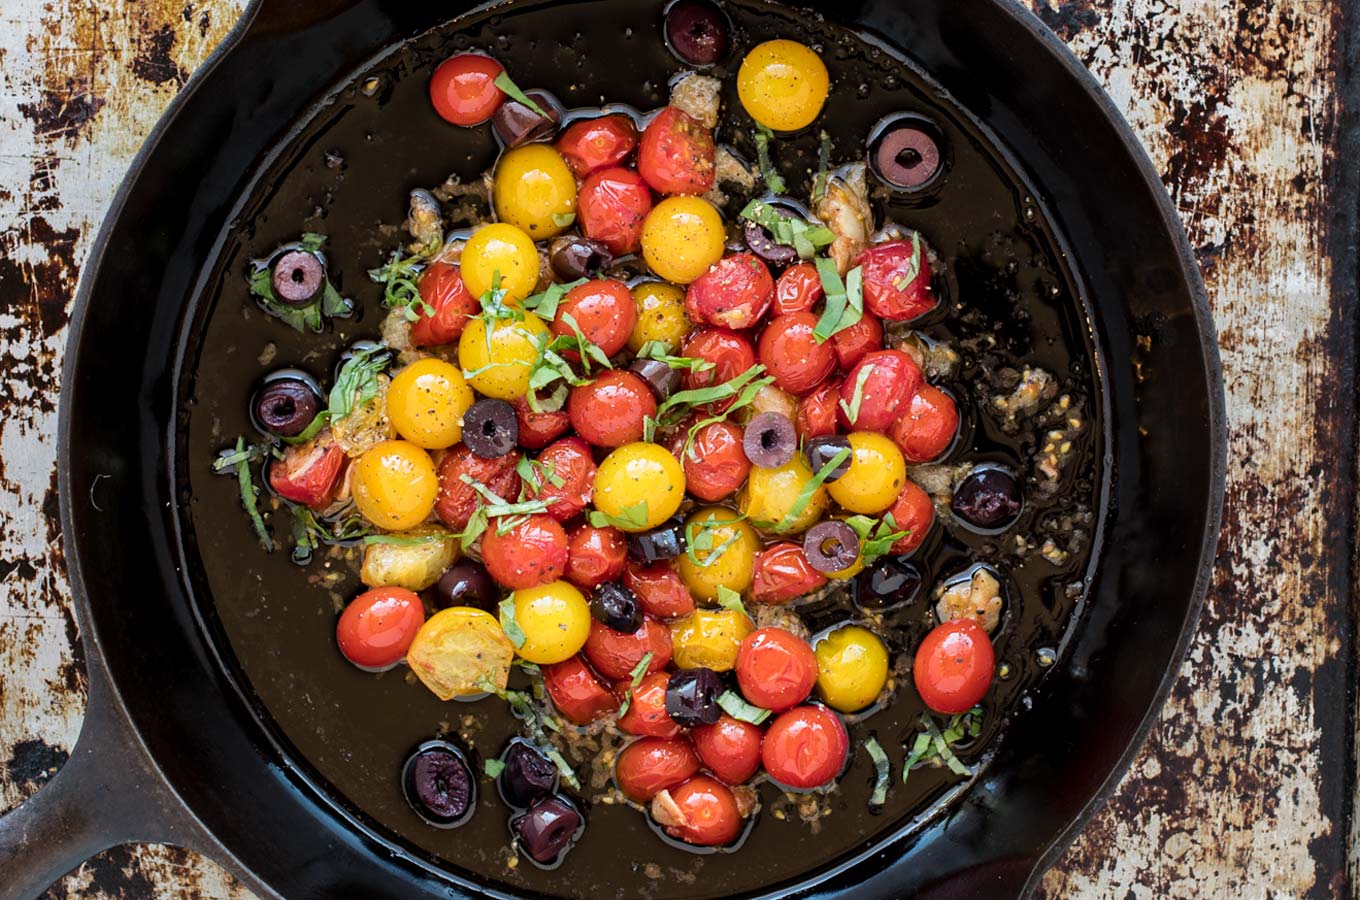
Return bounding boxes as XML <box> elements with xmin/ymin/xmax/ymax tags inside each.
<box><xmin>179</xmin><ymin>1</ymin><xmax>1105</xmax><ymax>897</ymax></box>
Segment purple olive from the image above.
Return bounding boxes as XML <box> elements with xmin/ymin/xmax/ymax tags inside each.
<box><xmin>664</xmin><ymin>667</ymin><xmax>724</xmax><ymax>727</ymax></box>
<box><xmin>743</xmin><ymin>412</ymin><xmax>797</xmax><ymax>468</ymax></box>
<box><xmin>435</xmin><ymin>561</ymin><xmax>498</xmax><ymax>611</ymax></box>
<box><xmin>803</xmin><ymin>521</ymin><xmax>861</xmax><ymax>575</ymax></box>
<box><xmin>498</xmin><ymin>739</ymin><xmax>559</xmax><ymax>809</ymax></box>
<box><xmin>493</xmin><ymin>89</ymin><xmax>562</xmax><ymax>147</ymax></box>
<box><xmin>873</xmin><ymin>126</ymin><xmax>942</xmax><ymax>189</ymax></box>
<box><xmin>627</xmin><ymin>519</ymin><xmax>686</xmax><ymax>563</ymax></box>
<box><xmin>271</xmin><ymin>250</ymin><xmax>325</xmax><ymax>305</ymax></box>
<box><xmin>857</xmin><ymin>556</ymin><xmax>924</xmax><ymax>610</ymax></box>
<box><xmin>742</xmin><ymin>218</ymin><xmax>799</xmax><ymax>267</ymax></box>
<box><xmin>512</xmin><ymin>795</ymin><xmax>584</xmax><ymax>865</ymax></box>
<box><xmin>591</xmin><ymin>582</ymin><xmax>644</xmax><ymax>634</ymax></box>
<box><xmin>952</xmin><ymin>465</ymin><xmax>1023</xmax><ymax>530</ymax></box>
<box><xmin>803</xmin><ymin>435</ymin><xmax>853</xmax><ymax>482</ymax></box>
<box><xmin>403</xmin><ymin>741</ymin><xmax>475</xmax><ymax>828</ymax></box>
<box><xmin>549</xmin><ymin>236</ymin><xmax>614</xmax><ymax>281</ymax></box>
<box><xmin>462</xmin><ymin>398</ymin><xmax>519</xmax><ymax>458</ymax></box>
<box><xmin>628</xmin><ymin>358</ymin><xmax>682</xmax><ymax>401</ymax></box>
<box><xmin>664</xmin><ymin>0</ymin><xmax>730</xmax><ymax>67</ymax></box>
<box><xmin>252</xmin><ymin>375</ymin><xmax>321</xmax><ymax>438</ymax></box>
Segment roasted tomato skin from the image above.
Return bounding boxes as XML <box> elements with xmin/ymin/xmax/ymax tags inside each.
<box><xmin>564</xmin><ymin>524</ymin><xmax>628</xmax><ymax>590</ymax></box>
<box><xmin>750</xmin><ymin>542</ymin><xmax>828</xmax><ymax>604</ymax></box>
<box><xmin>888</xmin><ymin>480</ymin><xmax>935</xmax><ymax>555</ymax></box>
<box><xmin>336</xmin><ymin>586</ymin><xmax>425</xmax><ymax>671</ymax></box>
<box><xmin>543</xmin><ymin>655</ymin><xmax>620</xmax><ymax>724</ymax></box>
<box><xmin>411</xmin><ymin>262</ymin><xmax>479</xmax><ymax>346</ymax></box>
<box><xmin>684</xmin><ymin>253</ymin><xmax>775</xmax><ymax>331</ymax></box>
<box><xmin>830</xmin><ymin>313</ymin><xmax>883</xmax><ymax>372</ymax></box>
<box><xmin>891</xmin><ymin>385</ymin><xmax>959</xmax><ymax>463</ymax></box>
<box><xmin>914</xmin><ymin>618</ymin><xmax>994</xmax><ymax>714</ymax></box>
<box><xmin>481</xmin><ymin>514</ymin><xmax>569</xmax><ymax>590</ymax></box>
<box><xmin>691</xmin><ymin>715</ymin><xmax>763</xmax><ymax>784</ymax></box>
<box><xmin>773</xmin><ymin>262</ymin><xmax>825</xmax><ymax>316</ymax></box>
<box><xmin>758</xmin><ymin>312</ymin><xmax>837</xmax><ymax>395</ymax></box>
<box><xmin>837</xmin><ymin>350</ymin><xmax>924</xmax><ymax>432</ymax></box>
<box><xmin>568</xmin><ymin>371</ymin><xmax>658</xmax><ymax>448</ymax></box>
<box><xmin>435</xmin><ymin>445</ymin><xmax>522</xmax><ymax>530</ymax></box>
<box><xmin>269</xmin><ymin>440</ymin><xmax>348</xmax><ymax>510</ymax></box>
<box><xmin>512</xmin><ymin>396</ymin><xmax>571</xmax><ymax>450</ymax></box>
<box><xmin>624</xmin><ymin>562</ymin><xmax>697</xmax><ymax>619</ymax></box>
<box><xmin>530</xmin><ymin>436</ymin><xmax>597</xmax><ymax>522</ymax></box>
<box><xmin>551</xmin><ymin>278</ymin><xmax>638</xmax><ymax>359</ymax></box>
<box><xmin>577</xmin><ymin>167</ymin><xmax>654</xmax><ymax>256</ymax></box>
<box><xmin>680</xmin><ymin>328</ymin><xmax>759</xmax><ymax>412</ymax></box>
<box><xmin>615</xmin><ymin>737</ymin><xmax>701</xmax><ymax>802</ymax></box>
<box><xmin>658</xmin><ymin>776</ymin><xmax>742</xmax><ymax>846</ymax></box>
<box><xmin>556</xmin><ymin>114</ymin><xmax>640</xmax><ymax>178</ymax></box>
<box><xmin>795</xmin><ymin>378</ymin><xmax>842</xmax><ymax>441</ymax></box>
<box><xmin>637</xmin><ymin>106</ymin><xmax>716</xmax><ymax>196</ymax></box>
<box><xmin>736</xmin><ymin>627</ymin><xmax>818</xmax><ymax>712</ymax></box>
<box><xmin>617</xmin><ymin>671</ymin><xmax>682</xmax><ymax>738</ymax></box>
<box><xmin>429</xmin><ymin>54</ymin><xmax>504</xmax><ymax>126</ymax></box>
<box><xmin>856</xmin><ymin>238</ymin><xmax>936</xmax><ymax>321</ymax></box>
<box><xmin>681</xmin><ymin>421</ymin><xmax>752</xmax><ymax>502</ymax></box>
<box><xmin>761</xmin><ymin>704</ymin><xmax>849</xmax><ymax>790</ymax></box>
<box><xmin>584</xmin><ymin>616</ymin><xmax>673</xmax><ymax>681</ymax></box>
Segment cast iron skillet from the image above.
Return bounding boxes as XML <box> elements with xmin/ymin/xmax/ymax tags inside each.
<box><xmin>0</xmin><ymin>1</ymin><xmax>1225</xmax><ymax>898</ymax></box>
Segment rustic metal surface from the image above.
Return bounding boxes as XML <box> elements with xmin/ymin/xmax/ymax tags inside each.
<box><xmin>0</xmin><ymin>0</ymin><xmax>1349</xmax><ymax>897</ymax></box>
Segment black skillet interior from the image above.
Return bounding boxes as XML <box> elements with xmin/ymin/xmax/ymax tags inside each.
<box><xmin>57</xmin><ymin>1</ymin><xmax>1223</xmax><ymax>899</ymax></box>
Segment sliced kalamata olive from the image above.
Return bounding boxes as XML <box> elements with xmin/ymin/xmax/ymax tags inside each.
<box><xmin>272</xmin><ymin>250</ymin><xmax>325</xmax><ymax>305</ymax></box>
<box><xmin>628</xmin><ymin>358</ymin><xmax>682</xmax><ymax>401</ymax></box>
<box><xmin>742</xmin><ymin>219</ymin><xmax>799</xmax><ymax>267</ymax></box>
<box><xmin>664</xmin><ymin>0</ymin><xmax>730</xmax><ymax>67</ymax></box>
<box><xmin>549</xmin><ymin>236</ymin><xmax>614</xmax><ymax>281</ymax></box>
<box><xmin>591</xmin><ymin>581</ymin><xmax>644</xmax><ymax>634</ymax></box>
<box><xmin>803</xmin><ymin>521</ymin><xmax>861</xmax><ymax>575</ymax></box>
<box><xmin>462</xmin><ymin>398</ymin><xmax>519</xmax><ymax>458</ymax></box>
<box><xmin>403</xmin><ymin>741</ymin><xmax>475</xmax><ymax>828</ymax></box>
<box><xmin>627</xmin><ymin>519</ymin><xmax>686</xmax><ymax>563</ymax></box>
<box><xmin>803</xmin><ymin>435</ymin><xmax>853</xmax><ymax>482</ymax></box>
<box><xmin>952</xmin><ymin>465</ymin><xmax>1023</xmax><ymax>530</ymax></box>
<box><xmin>856</xmin><ymin>556</ymin><xmax>924</xmax><ymax>610</ymax></box>
<box><xmin>743</xmin><ymin>412</ymin><xmax>797</xmax><ymax>468</ymax></box>
<box><xmin>872</xmin><ymin>124</ymin><xmax>942</xmax><ymax>189</ymax></box>
<box><xmin>493</xmin><ymin>89</ymin><xmax>563</xmax><ymax>147</ymax></box>
<box><xmin>498</xmin><ymin>739</ymin><xmax>559</xmax><ymax>809</ymax></box>
<box><xmin>252</xmin><ymin>376</ymin><xmax>322</xmax><ymax>438</ymax></box>
<box><xmin>435</xmin><ymin>562</ymin><xmax>498</xmax><ymax>611</ymax></box>
<box><xmin>664</xmin><ymin>667</ymin><xmax>724</xmax><ymax>727</ymax></box>
<box><xmin>512</xmin><ymin>794</ymin><xmax>584</xmax><ymax>865</ymax></box>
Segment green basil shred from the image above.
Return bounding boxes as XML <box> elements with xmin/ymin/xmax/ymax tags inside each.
<box><xmin>752</xmin><ymin>124</ymin><xmax>787</xmax><ymax>194</ymax></box>
<box><xmin>812</xmin><ymin>259</ymin><xmax>864</xmax><ymax>342</ymax></box>
<box><xmin>215</xmin><ymin>438</ymin><xmax>273</xmax><ymax>551</ymax></box>
<box><xmin>838</xmin><ymin>361</ymin><xmax>874</xmax><ymax>424</ymax></box>
<box><xmin>772</xmin><ymin>447</ymin><xmax>851</xmax><ymax>533</ymax></box>
<box><xmin>617</xmin><ymin>651</ymin><xmax>655</xmax><ymax>716</ymax></box>
<box><xmin>902</xmin><ymin>708</ymin><xmax>983</xmax><ymax>783</ymax></box>
<box><xmin>483</xmin><ymin>758</ymin><xmax>506</xmax><ymax>779</ymax></box>
<box><xmin>499</xmin><ymin>596</ymin><xmax>528</xmax><ymax>650</ymax></box>
<box><xmin>492</xmin><ymin>72</ymin><xmax>549</xmax><ymax>119</ymax></box>
<box><xmin>865</xmin><ymin>735</ymin><xmax>891</xmax><ymax>806</ymax></box>
<box><xmin>717</xmin><ymin>690</ymin><xmax>771</xmax><ymax>725</ymax></box>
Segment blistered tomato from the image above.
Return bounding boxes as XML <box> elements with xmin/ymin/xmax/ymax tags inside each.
<box><xmin>737</xmin><ymin>40</ymin><xmax>829</xmax><ymax>132</ymax></box>
<box><xmin>681</xmin><ymin>421</ymin><xmax>751</xmax><ymax>502</ymax></box>
<box><xmin>831</xmin><ymin>313</ymin><xmax>883</xmax><ymax>372</ymax></box>
<box><xmin>761</xmin><ymin>705</ymin><xmax>848</xmax><ymax>790</ymax></box>
<box><xmin>736</xmin><ymin>627</ymin><xmax>818</xmax><ymax>712</ymax></box>
<box><xmin>814</xmin><ymin>625</ymin><xmax>889</xmax><ymax>713</ymax></box>
<box><xmin>837</xmin><ymin>349</ymin><xmax>924</xmax><ymax>433</ymax></box>
<box><xmin>406</xmin><ymin>607</ymin><xmax>515</xmax><ymax>699</ymax></box>
<box><xmin>461</xmin><ymin>223</ymin><xmax>541</xmax><ymax>303</ymax></box>
<box><xmin>458</xmin><ymin>312</ymin><xmax>551</xmax><ymax>400</ymax></box>
<box><xmin>617</xmin><ymin>671</ymin><xmax>681</xmax><ymax>737</ymax></box>
<box><xmin>511</xmin><ymin>396</ymin><xmax>571</xmax><ymax>450</ymax></box>
<box><xmin>670</xmin><ymin>608</ymin><xmax>754</xmax><ymax>672</ymax></box>
<box><xmin>638</xmin><ymin>106</ymin><xmax>716</xmax><ymax>195</ymax></box>
<box><xmin>493</xmin><ymin>144</ymin><xmax>578</xmax><ymax>239</ymax></box>
<box><xmin>685</xmin><ymin>253</ymin><xmax>775</xmax><ymax>331</ymax></box>
<box><xmin>552</xmin><ymin>279</ymin><xmax>637</xmax><ymax>358</ymax></box>
<box><xmin>628</xmin><ymin>282</ymin><xmax>691</xmax><ymax>352</ymax></box>
<box><xmin>568</xmin><ymin>371</ymin><xmax>657</xmax><ymax>448</ymax></box>
<box><xmin>750</xmin><ymin>542</ymin><xmax>827</xmax><ymax>605</ymax></box>
<box><xmin>481</xmin><ymin>514</ymin><xmax>568</xmax><ymax>590</ymax></box>
<box><xmin>624</xmin><ymin>562</ymin><xmax>697</xmax><ymax>619</ymax></box>
<box><xmin>758</xmin><ymin>312</ymin><xmax>836</xmax><ymax>394</ymax></box>
<box><xmin>336</xmin><ymin>586</ymin><xmax>425</xmax><ymax>671</ymax></box>
<box><xmin>429</xmin><ymin>54</ymin><xmax>504</xmax><ymax>126</ymax></box>
<box><xmin>692</xmin><ymin>715</ymin><xmax>763</xmax><ymax>784</ymax></box>
<box><xmin>386</xmin><ymin>359</ymin><xmax>474</xmax><ymax>450</ymax></box>
<box><xmin>435</xmin><ymin>445</ymin><xmax>522</xmax><ymax>530</ymax></box>
<box><xmin>565</xmin><ymin>524</ymin><xmax>628</xmax><ymax>590</ymax></box>
<box><xmin>352</xmin><ymin>440</ymin><xmax>439</xmax><ymax>531</ymax></box>
<box><xmin>856</xmin><ymin>238</ymin><xmax>935</xmax><ymax>321</ymax></box>
<box><xmin>583</xmin><ymin>616</ymin><xmax>673</xmax><ymax>681</ymax></box>
<box><xmin>656</xmin><ymin>776</ymin><xmax>742</xmax><ymax>846</ymax></box>
<box><xmin>680</xmin><ymin>327</ymin><xmax>758</xmax><ymax>403</ymax></box>
<box><xmin>887</xmin><ymin>479</ymin><xmax>935</xmax><ymax>555</ymax></box>
<box><xmin>577</xmin><ymin>167</ymin><xmax>654</xmax><ymax>256</ymax></box>
<box><xmin>740</xmin><ymin>457</ymin><xmax>828</xmax><ymax>535</ymax></box>
<box><xmin>529</xmin><ymin>436</ymin><xmax>596</xmax><ymax>522</ymax></box>
<box><xmin>512</xmin><ymin>580</ymin><xmax>592</xmax><ymax>665</ymax></box>
<box><xmin>891</xmin><ymin>385</ymin><xmax>959</xmax><ymax>463</ymax></box>
<box><xmin>795</xmin><ymin>378</ymin><xmax>841</xmax><ymax>441</ymax></box>
<box><xmin>412</xmin><ymin>262</ymin><xmax>479</xmax><ymax>346</ymax></box>
<box><xmin>773</xmin><ymin>262</ymin><xmax>825</xmax><ymax>315</ymax></box>
<box><xmin>616</xmin><ymin>737</ymin><xmax>701</xmax><ymax>802</ymax></box>
<box><xmin>641</xmin><ymin>196</ymin><xmax>726</xmax><ymax>284</ymax></box>
<box><xmin>827</xmin><ymin>432</ymin><xmax>907</xmax><ymax>515</ymax></box>
<box><xmin>543</xmin><ymin>655</ymin><xmax>619</xmax><ymax>724</ymax></box>
<box><xmin>556</xmin><ymin>114</ymin><xmax>640</xmax><ymax>178</ymax></box>
<box><xmin>269</xmin><ymin>440</ymin><xmax>347</xmax><ymax>510</ymax></box>
<box><xmin>676</xmin><ymin>507</ymin><xmax>761</xmax><ymax>602</ymax></box>
<box><xmin>914</xmin><ymin>618</ymin><xmax>994</xmax><ymax>714</ymax></box>
<box><xmin>593</xmin><ymin>443</ymin><xmax>686</xmax><ymax>530</ymax></box>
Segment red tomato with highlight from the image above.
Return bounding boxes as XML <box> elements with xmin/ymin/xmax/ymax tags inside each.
<box><xmin>584</xmin><ymin>617</ymin><xmax>673</xmax><ymax>681</ymax></box>
<box><xmin>615</xmin><ymin>737</ymin><xmax>701</xmax><ymax>802</ymax></box>
<box><xmin>565</xmin><ymin>524</ymin><xmax>628</xmax><ymax>590</ymax></box>
<box><xmin>556</xmin><ymin>114</ymin><xmax>640</xmax><ymax>178</ymax></box>
<box><xmin>887</xmin><ymin>480</ymin><xmax>935</xmax><ymax>555</ymax></box>
<box><xmin>617</xmin><ymin>671</ymin><xmax>681</xmax><ymax>738</ymax></box>
<box><xmin>761</xmin><ymin>705</ymin><xmax>849</xmax><ymax>790</ymax></box>
<box><xmin>691</xmin><ymin>715</ymin><xmax>763</xmax><ymax>784</ymax></box>
<box><xmin>856</xmin><ymin>238</ymin><xmax>936</xmax><ymax>321</ymax></box>
<box><xmin>758</xmin><ymin>312</ymin><xmax>836</xmax><ymax>395</ymax></box>
<box><xmin>913</xmin><ymin>619</ymin><xmax>994</xmax><ymax>714</ymax></box>
<box><xmin>410</xmin><ymin>262</ymin><xmax>479</xmax><ymax>346</ymax></box>
<box><xmin>480</xmin><ymin>514</ymin><xmax>568</xmax><ymax>589</ymax></box>
<box><xmin>837</xmin><ymin>349</ymin><xmax>924</xmax><ymax>432</ymax></box>
<box><xmin>750</xmin><ymin>542</ymin><xmax>827</xmax><ymax>605</ymax></box>
<box><xmin>736</xmin><ymin>628</ymin><xmax>818</xmax><ymax>712</ymax></box>
<box><xmin>773</xmin><ymin>262</ymin><xmax>825</xmax><ymax>316</ymax></box>
<box><xmin>657</xmin><ymin>776</ymin><xmax>742</xmax><ymax>846</ymax></box>
<box><xmin>891</xmin><ymin>385</ymin><xmax>959</xmax><ymax>463</ymax></box>
<box><xmin>543</xmin><ymin>655</ymin><xmax>619</xmax><ymax>725</ymax></box>
<box><xmin>681</xmin><ymin>421</ymin><xmax>751</xmax><ymax>502</ymax></box>
<box><xmin>511</xmin><ymin>396</ymin><xmax>571</xmax><ymax>450</ymax></box>
<box><xmin>577</xmin><ymin>167</ymin><xmax>654</xmax><ymax>255</ymax></box>
<box><xmin>435</xmin><ymin>445</ymin><xmax>522</xmax><ymax>530</ymax></box>
<box><xmin>637</xmin><ymin>106</ymin><xmax>716</xmax><ymax>195</ymax></box>
<box><xmin>336</xmin><ymin>587</ymin><xmax>425</xmax><ymax>671</ymax></box>
<box><xmin>429</xmin><ymin>54</ymin><xmax>504</xmax><ymax>126</ymax></box>
<box><xmin>568</xmin><ymin>370</ymin><xmax>658</xmax><ymax>448</ymax></box>
<box><xmin>269</xmin><ymin>440</ymin><xmax>347</xmax><ymax>510</ymax></box>
<box><xmin>684</xmin><ymin>253</ymin><xmax>775</xmax><ymax>331</ymax></box>
<box><xmin>795</xmin><ymin>378</ymin><xmax>842</xmax><ymax>441</ymax></box>
<box><xmin>680</xmin><ymin>328</ymin><xmax>758</xmax><ymax>400</ymax></box>
<box><xmin>624</xmin><ymin>562</ymin><xmax>696</xmax><ymax>619</ymax></box>
<box><xmin>551</xmin><ymin>278</ymin><xmax>637</xmax><ymax>358</ymax></box>
<box><xmin>830</xmin><ymin>312</ymin><xmax>883</xmax><ymax>372</ymax></box>
<box><xmin>530</xmin><ymin>436</ymin><xmax>596</xmax><ymax>522</ymax></box>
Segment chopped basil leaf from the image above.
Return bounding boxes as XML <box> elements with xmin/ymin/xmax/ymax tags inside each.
<box><xmin>636</xmin><ymin>341</ymin><xmax>716</xmax><ymax>372</ymax></box>
<box><xmin>362</xmin><ymin>533</ymin><xmax>450</xmax><ymax>547</ymax></box>
<box><xmin>280</xmin><ymin>411</ymin><xmax>331</xmax><ymax>445</ymax></box>
<box><xmin>865</xmin><ymin>735</ymin><xmax>891</xmax><ymax>806</ymax></box>
<box><xmin>246</xmin><ymin>236</ymin><xmax>353</xmax><ymax>333</ymax></box>
<box><xmin>811</xmin><ymin>131</ymin><xmax>833</xmax><ymax>203</ymax></box>
<box><xmin>369</xmin><ymin>250</ymin><xmax>434</xmax><ymax>322</ymax></box>
<box><xmin>551</xmin><ymin>211</ymin><xmax>576</xmax><ymax>228</ymax></box>
<box><xmin>893</xmin><ymin>231</ymin><xmax>924</xmax><ymax>292</ymax></box>
<box><xmin>484</xmin><ymin>758</ymin><xmax>506</xmax><ymax>779</ymax></box>
<box><xmin>684</xmin><ymin>514</ymin><xmax>746</xmax><ymax>569</ymax></box>
<box><xmin>655</xmin><ymin>364</ymin><xmax>769</xmax><ymax>429</ymax></box>
<box><xmin>752</xmin><ymin>124</ymin><xmax>787</xmax><ymax>195</ymax></box>
<box><xmin>329</xmin><ymin>345</ymin><xmax>391</xmax><ymax>421</ymax></box>
<box><xmin>587</xmin><ymin>501</ymin><xmax>650</xmax><ymax>531</ymax></box>
<box><xmin>477</xmin><ymin>270</ymin><xmax>519</xmax><ymax>322</ymax></box>
<box><xmin>286</xmin><ymin>503</ymin><xmax>371</xmax><ymax>564</ymax></box>
<box><xmin>617</xmin><ymin>651</ymin><xmax>655</xmax><ymax>716</ymax></box>
<box><xmin>499</xmin><ymin>596</ymin><xmax>527</xmax><ymax>649</ymax></box>
<box><xmin>812</xmin><ymin>260</ymin><xmax>864</xmax><ymax>342</ymax></box>
<box><xmin>300</xmin><ymin>233</ymin><xmax>327</xmax><ymax>253</ymax></box>
<box><xmin>717</xmin><ymin>690</ymin><xmax>771</xmax><ymax>725</ymax></box>
<box><xmin>772</xmin><ymin>447</ymin><xmax>851</xmax><ymax>533</ymax></box>
<box><xmin>839</xmin><ymin>362</ymin><xmax>874</xmax><ymax>425</ymax></box>
<box><xmin>738</xmin><ymin>201</ymin><xmax>834</xmax><ymax>260</ymax></box>
<box><xmin>902</xmin><ymin>708</ymin><xmax>982</xmax><ymax>783</ymax></box>
<box><xmin>715</xmin><ymin>585</ymin><xmax>747</xmax><ymax>617</ymax></box>
<box><xmin>492</xmin><ymin>71</ymin><xmax>549</xmax><ymax>119</ymax></box>
<box><xmin>218</xmin><ymin>437</ymin><xmax>272</xmax><ymax>551</ymax></box>
<box><xmin>679</xmin><ymin>372</ymin><xmax>774</xmax><ymax>458</ymax></box>
<box><xmin>524</xmin><ymin>278</ymin><xmax>587</xmax><ymax>322</ymax></box>
<box><xmin>557</xmin><ymin>310</ymin><xmax>614</xmax><ymax>372</ymax></box>
<box><xmin>544</xmin><ymin>746</ymin><xmax>581</xmax><ymax>790</ymax></box>
<box><xmin>845</xmin><ymin>512</ymin><xmax>908</xmax><ymax>566</ymax></box>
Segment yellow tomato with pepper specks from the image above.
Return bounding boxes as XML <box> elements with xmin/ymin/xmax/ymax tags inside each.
<box><xmin>737</xmin><ymin>40</ymin><xmax>830</xmax><ymax>132</ymax></box>
<box><xmin>511</xmin><ymin>580</ymin><xmax>592</xmax><ymax>665</ymax></box>
<box><xmin>627</xmin><ymin>282</ymin><xmax>691</xmax><ymax>353</ymax></box>
<box><xmin>386</xmin><ymin>359</ymin><xmax>474</xmax><ymax>449</ymax></box>
<box><xmin>677</xmin><ymin>507</ymin><xmax>761</xmax><ymax>603</ymax></box>
<box><xmin>593</xmin><ymin>442</ymin><xmax>686</xmax><ymax>531</ymax></box>
<box><xmin>352</xmin><ymin>440</ymin><xmax>439</xmax><ymax>531</ymax></box>
<box><xmin>827</xmin><ymin>432</ymin><xmax>906</xmax><ymax>514</ymax></box>
<box><xmin>461</xmin><ymin>223</ymin><xmax>541</xmax><ymax>303</ymax></box>
<box><xmin>740</xmin><ymin>456</ymin><xmax>828</xmax><ymax>535</ymax></box>
<box><xmin>814</xmin><ymin>624</ymin><xmax>889</xmax><ymax>712</ymax></box>
<box><xmin>671</xmin><ymin>608</ymin><xmax>754</xmax><ymax>672</ymax></box>
<box><xmin>458</xmin><ymin>312</ymin><xmax>550</xmax><ymax>400</ymax></box>
<box><xmin>493</xmin><ymin>144</ymin><xmax>578</xmax><ymax>240</ymax></box>
<box><xmin>641</xmin><ymin>196</ymin><xmax>726</xmax><ymax>285</ymax></box>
